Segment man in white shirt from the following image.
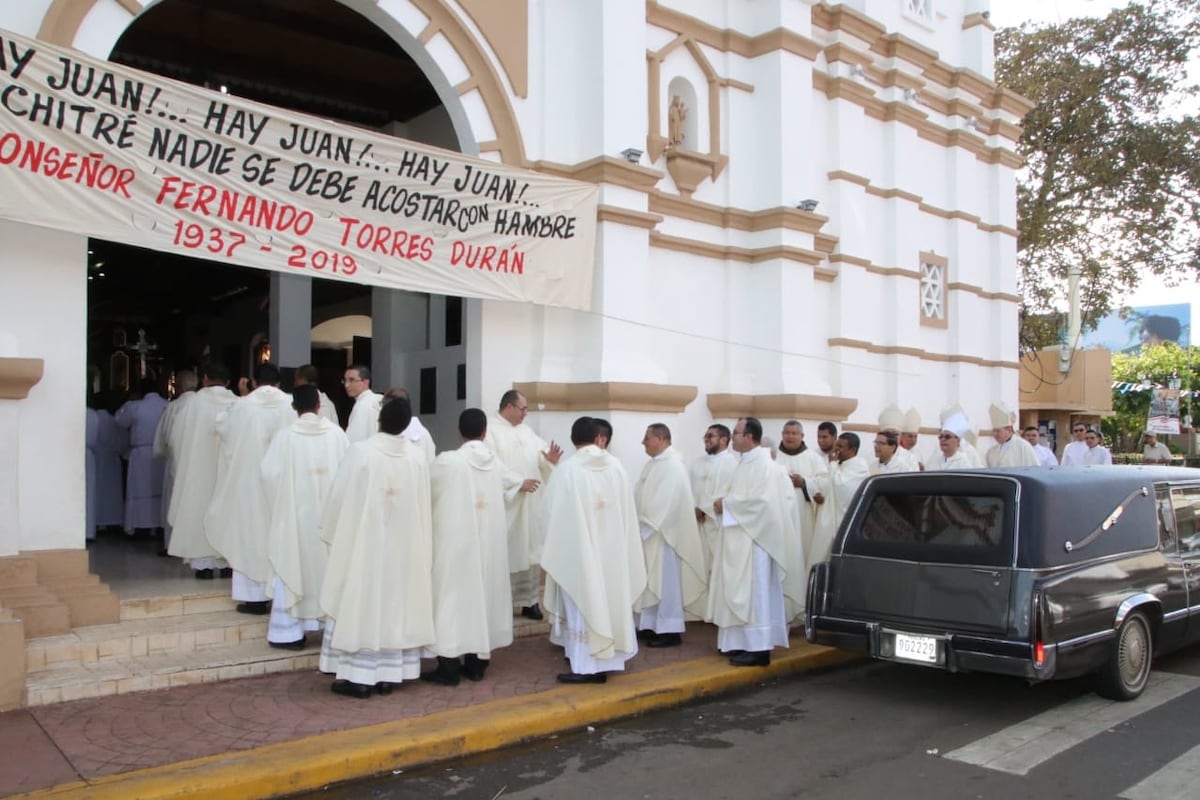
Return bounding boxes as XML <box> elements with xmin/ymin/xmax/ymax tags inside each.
<box><xmin>1059</xmin><ymin>422</ymin><xmax>1090</xmax><ymax>465</ymax></box>
<box><xmin>343</xmin><ymin>364</ymin><xmax>382</xmax><ymax>444</ymax></box>
<box><xmin>1082</xmin><ymin>429</ymin><xmax>1114</xmax><ymax>465</ymax></box>
<box><xmin>690</xmin><ymin>424</ymin><xmax>737</xmax><ymax>581</ymax></box>
<box><xmin>815</xmin><ymin>421</ymin><xmax>839</xmax><ymax>466</ymax></box>
<box><xmin>635</xmin><ymin>424</ymin><xmax>707</xmax><ymax>649</ymax></box>
<box><xmin>1143</xmin><ymin>432</ymin><xmax>1172</xmax><ymax>464</ymax></box>
<box><xmin>1022</xmin><ymin>427</ymin><xmax>1058</xmax><ymax>467</ymax></box>
<box><xmin>830</xmin><ymin>433</ymin><xmax>871</xmax><ymax>533</ymax></box>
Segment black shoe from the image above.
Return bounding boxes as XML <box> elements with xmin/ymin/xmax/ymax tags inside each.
<box><xmin>218</xmin><ymin>568</ymin><xmax>233</xmax><ymax>579</ymax></box>
<box><xmin>729</xmin><ymin>650</ymin><xmax>770</xmax><ymax>667</ymax></box>
<box><xmin>637</xmin><ymin>628</ymin><xmax>655</xmax><ymax>641</ymax></box>
<box><xmin>462</xmin><ymin>654</ymin><xmax>489</xmax><ymax>682</ymax></box>
<box><xmin>521</xmin><ymin>604</ymin><xmax>544</xmax><ymax>621</ymax></box>
<box><xmin>157</xmin><ymin>548</ymin><xmax>170</xmax><ymax>558</ymax></box>
<box><xmin>330</xmin><ymin>680</ymin><xmax>373</xmax><ymax>699</ymax></box>
<box><xmin>193</xmin><ymin>569</ymin><xmax>215</xmax><ymax>580</ymax></box>
<box><xmin>235</xmin><ymin>601</ymin><xmax>270</xmax><ymax>615</ymax></box>
<box><xmin>374</xmin><ymin>681</ymin><xmax>401</xmax><ymax>695</ymax></box>
<box><xmin>420</xmin><ymin>656</ymin><xmax>461</xmax><ymax>686</ymax></box>
<box><xmin>648</xmin><ymin>633</ymin><xmax>682</xmax><ymax>648</ymax></box>
<box><xmin>268</xmin><ymin>636</ymin><xmax>306</xmax><ymax>651</ymax></box>
<box><xmin>556</xmin><ymin>672</ymin><xmax>607</xmax><ymax>684</ymax></box>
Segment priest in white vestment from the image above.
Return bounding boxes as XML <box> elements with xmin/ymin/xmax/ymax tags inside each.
<box><xmin>152</xmin><ymin>369</ymin><xmax>197</xmax><ymax>551</ymax></box>
<box><xmin>1022</xmin><ymin>427</ymin><xmax>1058</xmax><ymax>467</ymax></box>
<box><xmin>294</xmin><ymin>364</ymin><xmax>339</xmax><ymax>427</ymax></box>
<box><xmin>94</xmin><ymin>401</ymin><xmax>126</xmax><ymax>533</ymax></box>
<box><xmin>343</xmin><ymin>364</ymin><xmax>382</xmax><ymax>444</ymax></box>
<box><xmin>635</xmin><ymin>424</ymin><xmax>707</xmax><ymax>648</ymax></box>
<box><xmin>541</xmin><ymin>416</ymin><xmax>647</xmax><ymax>684</ymax></box>
<box><xmin>319</xmin><ymin>395</ymin><xmax>435</xmax><ymax>698</ymax></box>
<box><xmin>485</xmin><ymin>389</ymin><xmax>562</xmax><ymax>621</ymax></box>
<box><xmin>900</xmin><ymin>407</ymin><xmax>926</xmax><ymax>471</ymax></box>
<box><xmin>774</xmin><ymin>421</ymin><xmax>835</xmax><ymax>575</ymax></box>
<box><xmin>926</xmin><ymin>412</ymin><xmax>975</xmax><ymax>471</ymax></box>
<box><xmin>422</xmin><ymin>408</ymin><xmax>522</xmax><ymax>686</ymax></box>
<box><xmin>261</xmin><ymin>385</ymin><xmax>349</xmax><ymax>650</ymax></box>
<box><xmin>829</xmin><ymin>433</ymin><xmax>871</xmax><ymax>544</ymax></box>
<box><xmin>871</xmin><ymin>430</ymin><xmax>920</xmax><ymax>475</ymax></box>
<box><xmin>984</xmin><ymin>402</ymin><xmax>1040</xmax><ymax>468</ymax></box>
<box><xmin>1060</xmin><ymin>422</ymin><xmax>1091</xmax><ymax>465</ymax></box>
<box><xmin>708</xmin><ymin>417</ymin><xmax>806</xmax><ymax>666</ymax></box>
<box><xmin>940</xmin><ymin>404</ymin><xmax>985</xmax><ymax>467</ymax></box>
<box><xmin>1082</xmin><ymin>429</ymin><xmax>1114</xmax><ymax>465</ymax></box>
<box><xmin>205</xmin><ymin>363</ymin><xmax>297</xmax><ymax>613</ymax></box>
<box><xmin>382</xmin><ymin>387</ymin><xmax>437</xmax><ymax>462</ymax></box>
<box><xmin>166</xmin><ymin>365</ymin><xmax>237</xmax><ymax>577</ymax></box>
<box><xmin>689</xmin><ymin>423</ymin><xmax>738</xmax><ymax>584</ymax></box>
<box><xmin>115</xmin><ymin>378</ymin><xmax>168</xmax><ymax>534</ymax></box>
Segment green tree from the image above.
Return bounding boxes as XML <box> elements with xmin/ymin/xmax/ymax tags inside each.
<box><xmin>995</xmin><ymin>2</ymin><xmax>1200</xmax><ymax>351</ymax></box>
<box><xmin>1105</xmin><ymin>343</ymin><xmax>1199</xmax><ymax>452</ymax></box>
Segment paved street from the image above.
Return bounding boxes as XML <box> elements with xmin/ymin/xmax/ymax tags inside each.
<box><xmin>301</xmin><ymin>645</ymin><xmax>1200</xmax><ymax>800</ymax></box>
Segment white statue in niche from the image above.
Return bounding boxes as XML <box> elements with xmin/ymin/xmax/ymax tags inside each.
<box><xmin>667</xmin><ymin>95</ymin><xmax>688</xmax><ymax>148</ymax></box>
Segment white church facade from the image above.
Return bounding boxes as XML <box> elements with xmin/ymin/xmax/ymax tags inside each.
<box><xmin>0</xmin><ymin>0</ymin><xmax>1028</xmax><ymax>706</ymax></box>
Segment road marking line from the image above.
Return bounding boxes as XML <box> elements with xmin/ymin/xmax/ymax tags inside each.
<box><xmin>943</xmin><ymin>672</ymin><xmax>1200</xmax><ymax>776</ymax></box>
<box><xmin>1120</xmin><ymin>742</ymin><xmax>1200</xmax><ymax>800</ymax></box>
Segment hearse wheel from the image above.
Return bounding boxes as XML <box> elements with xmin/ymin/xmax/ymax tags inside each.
<box><xmin>1096</xmin><ymin>610</ymin><xmax>1152</xmax><ymax>701</ymax></box>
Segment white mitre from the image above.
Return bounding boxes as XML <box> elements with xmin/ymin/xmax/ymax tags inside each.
<box><xmin>902</xmin><ymin>408</ymin><xmax>921</xmax><ymax>435</ymax></box>
<box><xmin>878</xmin><ymin>405</ymin><xmax>904</xmax><ymax>432</ymax></box>
<box><xmin>941</xmin><ymin>411</ymin><xmax>971</xmax><ymax>440</ymax></box>
<box><xmin>988</xmin><ymin>402</ymin><xmax>1017</xmax><ymax>431</ymax></box>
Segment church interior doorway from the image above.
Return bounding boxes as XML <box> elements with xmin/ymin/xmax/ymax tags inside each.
<box><xmin>85</xmin><ymin>0</ymin><xmax>472</xmax><ymax>597</ymax></box>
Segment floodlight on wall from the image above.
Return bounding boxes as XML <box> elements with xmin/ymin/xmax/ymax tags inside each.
<box><xmin>620</xmin><ymin>148</ymin><xmax>643</xmax><ymax>164</ymax></box>
<box><xmin>797</xmin><ymin>199</ymin><xmax>819</xmax><ymax>212</ymax></box>
<box><xmin>965</xmin><ymin>116</ymin><xmax>979</xmax><ymax>130</ymax></box>
<box><xmin>851</xmin><ymin>64</ymin><xmax>865</xmax><ymax>77</ymax></box>
<box><xmin>903</xmin><ymin>88</ymin><xmax>919</xmax><ymax>103</ymax></box>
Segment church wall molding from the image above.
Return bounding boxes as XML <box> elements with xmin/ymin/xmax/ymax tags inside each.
<box><xmin>0</xmin><ymin>358</ymin><xmax>44</xmax><ymax>400</ymax></box>
<box><xmin>827</xmin><ymin>170</ymin><xmax>1020</xmax><ymax>239</ymax></box>
<box><xmin>706</xmin><ymin>393</ymin><xmax>858</xmax><ymax>422</ymax></box>
<box><xmin>827</xmin><ymin>338</ymin><xmax>1020</xmax><ymax>370</ymax></box>
<box><xmin>514</xmin><ymin>381</ymin><xmax>698</xmax><ymax>413</ymax></box>
<box><xmin>649</xmin><ymin>232</ymin><xmax>833</xmax><ymax>277</ymax></box>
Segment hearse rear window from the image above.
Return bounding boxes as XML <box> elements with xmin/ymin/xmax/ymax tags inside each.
<box><xmin>846</xmin><ymin>494</ymin><xmax>1010</xmax><ymax>566</ymax></box>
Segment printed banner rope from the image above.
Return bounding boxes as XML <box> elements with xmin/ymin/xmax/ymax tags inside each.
<box><xmin>0</xmin><ymin>29</ymin><xmax>599</xmax><ymax>310</ymax></box>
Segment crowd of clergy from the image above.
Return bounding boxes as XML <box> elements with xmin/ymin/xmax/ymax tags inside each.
<box><xmin>85</xmin><ymin>367</ymin><xmax>1132</xmax><ymax>698</ymax></box>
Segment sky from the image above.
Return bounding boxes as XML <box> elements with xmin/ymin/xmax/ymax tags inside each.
<box><xmin>988</xmin><ymin>0</ymin><xmax>1199</xmax><ymax>321</ymax></box>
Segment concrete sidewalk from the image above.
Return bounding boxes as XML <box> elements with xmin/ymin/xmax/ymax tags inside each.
<box><xmin>1</xmin><ymin>625</ymin><xmax>855</xmax><ymax>800</ymax></box>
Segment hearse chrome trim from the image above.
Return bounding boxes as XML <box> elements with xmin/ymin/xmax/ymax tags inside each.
<box><xmin>1114</xmin><ymin>593</ymin><xmax>1161</xmax><ymax>628</ymax></box>
<box><xmin>1056</xmin><ymin>628</ymin><xmax>1116</xmax><ymax>651</ymax></box>
<box><xmin>1065</xmin><ymin>486</ymin><xmax>1150</xmax><ymax>552</ymax></box>
<box><xmin>1163</xmin><ymin>608</ymin><xmax>1188</xmax><ymax>623</ymax></box>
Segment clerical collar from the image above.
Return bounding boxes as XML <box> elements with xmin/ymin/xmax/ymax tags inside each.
<box><xmin>778</xmin><ymin>443</ymin><xmax>805</xmax><ymax>456</ymax></box>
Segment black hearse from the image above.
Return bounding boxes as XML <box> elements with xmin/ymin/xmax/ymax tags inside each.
<box><xmin>805</xmin><ymin>466</ymin><xmax>1200</xmax><ymax>700</ymax></box>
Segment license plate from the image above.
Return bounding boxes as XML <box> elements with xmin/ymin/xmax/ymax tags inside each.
<box><xmin>893</xmin><ymin>633</ymin><xmax>938</xmax><ymax>664</ymax></box>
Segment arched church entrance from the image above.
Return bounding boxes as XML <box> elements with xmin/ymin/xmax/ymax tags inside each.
<box><xmin>82</xmin><ymin>0</ymin><xmax>474</xmax><ymax>596</ymax></box>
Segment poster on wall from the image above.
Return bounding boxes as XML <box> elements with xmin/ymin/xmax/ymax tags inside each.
<box><xmin>1147</xmin><ymin>387</ymin><xmax>1182</xmax><ymax>435</ymax></box>
<box><xmin>1082</xmin><ymin>303</ymin><xmax>1191</xmax><ymax>353</ymax></box>
<box><xmin>0</xmin><ymin>28</ymin><xmax>599</xmax><ymax>311</ymax></box>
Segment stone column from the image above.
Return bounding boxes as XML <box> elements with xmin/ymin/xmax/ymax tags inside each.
<box><xmin>370</xmin><ymin>287</ymin><xmax>428</xmax><ymax>391</ymax></box>
<box><xmin>268</xmin><ymin>273</ymin><xmax>312</xmax><ymax>368</ymax></box>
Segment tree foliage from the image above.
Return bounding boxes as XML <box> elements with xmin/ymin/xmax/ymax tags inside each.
<box><xmin>996</xmin><ymin>2</ymin><xmax>1200</xmax><ymax>351</ymax></box>
<box><xmin>1104</xmin><ymin>343</ymin><xmax>1199</xmax><ymax>451</ymax></box>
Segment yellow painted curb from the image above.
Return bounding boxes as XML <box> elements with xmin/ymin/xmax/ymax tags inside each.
<box><xmin>15</xmin><ymin>641</ymin><xmax>857</xmax><ymax>800</ymax></box>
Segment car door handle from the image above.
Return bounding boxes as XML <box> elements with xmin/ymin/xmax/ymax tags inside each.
<box><xmin>970</xmin><ymin>568</ymin><xmax>1001</xmax><ymax>579</ymax></box>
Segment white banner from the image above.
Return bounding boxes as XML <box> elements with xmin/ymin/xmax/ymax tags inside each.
<box><xmin>0</xmin><ymin>29</ymin><xmax>599</xmax><ymax>310</ymax></box>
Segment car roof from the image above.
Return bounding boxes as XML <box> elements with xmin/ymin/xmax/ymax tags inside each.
<box><xmin>857</xmin><ymin>466</ymin><xmax>1200</xmax><ymax>568</ymax></box>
